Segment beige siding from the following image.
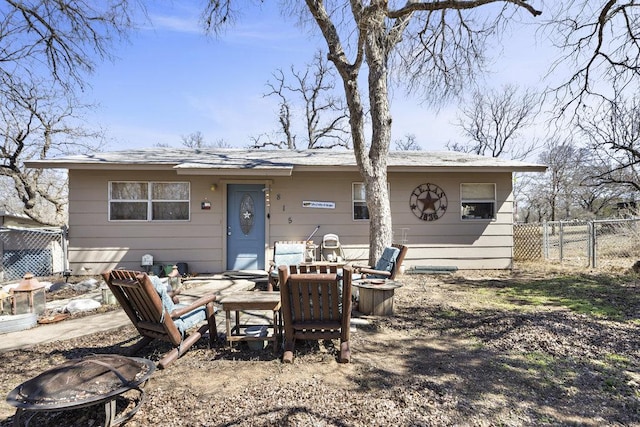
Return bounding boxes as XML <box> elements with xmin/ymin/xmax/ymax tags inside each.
<box><xmin>68</xmin><ymin>169</ymin><xmax>516</xmax><ymax>274</ymax></box>
<box><xmin>265</xmin><ymin>171</ymin><xmax>515</xmax><ymax>269</ymax></box>
<box><xmin>68</xmin><ymin>170</ymin><xmax>226</xmax><ymax>274</ymax></box>
<box><xmin>385</xmin><ymin>172</ymin><xmax>514</xmax><ymax>269</ymax></box>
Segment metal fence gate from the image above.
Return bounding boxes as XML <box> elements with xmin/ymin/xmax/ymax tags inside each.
<box><xmin>0</xmin><ymin>226</ymin><xmax>67</xmax><ymax>283</ymax></box>
<box><xmin>514</xmin><ymin>218</ymin><xmax>640</xmax><ymax>268</ymax></box>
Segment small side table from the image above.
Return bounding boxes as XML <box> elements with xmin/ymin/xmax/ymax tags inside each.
<box><xmin>218</xmin><ymin>291</ymin><xmax>282</xmax><ymax>352</ymax></box>
<box><xmin>353</xmin><ymin>279</ymin><xmax>402</xmax><ymax>315</ymax></box>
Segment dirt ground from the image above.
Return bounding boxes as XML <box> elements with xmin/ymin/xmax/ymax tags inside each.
<box><xmin>0</xmin><ymin>263</ymin><xmax>638</xmax><ymax>426</ymax></box>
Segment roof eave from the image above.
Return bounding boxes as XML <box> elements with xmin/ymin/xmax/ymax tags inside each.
<box><xmin>24</xmin><ymin>161</ymin><xmax>178</xmax><ymax>170</ymax></box>
<box><xmin>388</xmin><ymin>166</ymin><xmax>547</xmax><ymax>173</ymax></box>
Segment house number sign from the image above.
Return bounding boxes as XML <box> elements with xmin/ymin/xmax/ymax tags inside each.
<box><xmin>410</xmin><ymin>183</ymin><xmax>447</xmax><ymax>221</ymax></box>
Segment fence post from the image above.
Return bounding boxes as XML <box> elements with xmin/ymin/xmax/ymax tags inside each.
<box><xmin>542</xmin><ymin>221</ymin><xmax>548</xmax><ymax>260</ymax></box>
<box><xmin>587</xmin><ymin>221</ymin><xmax>594</xmax><ymax>268</ymax></box>
<box><xmin>592</xmin><ymin>220</ymin><xmax>599</xmax><ymax>269</ymax></box>
<box><xmin>559</xmin><ymin>221</ymin><xmax>564</xmax><ymax>263</ymax></box>
<box><xmin>62</xmin><ymin>225</ymin><xmax>69</xmax><ymax>275</ymax></box>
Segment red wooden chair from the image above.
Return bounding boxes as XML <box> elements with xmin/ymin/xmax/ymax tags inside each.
<box><xmin>278</xmin><ymin>265</ymin><xmax>353</xmax><ymax>363</ymax></box>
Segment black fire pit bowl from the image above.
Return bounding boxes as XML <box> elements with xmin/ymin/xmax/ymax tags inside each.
<box><xmin>6</xmin><ymin>354</ymin><xmax>155</xmax><ymax>426</ymax></box>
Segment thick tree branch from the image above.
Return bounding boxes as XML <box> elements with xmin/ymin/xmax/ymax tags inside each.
<box><xmin>389</xmin><ymin>0</ymin><xmax>541</xmax><ymax>18</ymax></box>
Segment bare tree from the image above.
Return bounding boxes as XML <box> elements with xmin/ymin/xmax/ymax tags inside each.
<box><xmin>0</xmin><ymin>1</ymin><xmax>140</xmax><ymax>223</ymax></box>
<box><xmin>528</xmin><ymin>139</ymin><xmax>590</xmax><ymax>221</ymax></box>
<box><xmin>202</xmin><ymin>1</ymin><xmax>543</xmax><ymax>262</ymax></box>
<box><xmin>181</xmin><ymin>131</ymin><xmax>207</xmax><ymax>149</ymax></box>
<box><xmin>548</xmin><ymin>2</ymin><xmax>640</xmax><ymax>116</ymax></box>
<box><xmin>0</xmin><ymin>81</ymin><xmax>102</xmax><ymax>225</ymax></box>
<box><xmin>564</xmin><ymin>144</ymin><xmax>633</xmax><ymax>217</ymax></box>
<box><xmin>255</xmin><ymin>50</ymin><xmax>350</xmax><ymax>150</ymax></box>
<box><xmin>152</xmin><ymin>132</ymin><xmax>232</xmax><ymax>149</ymax></box>
<box><xmin>544</xmin><ymin>2</ymin><xmax>640</xmax><ymax>216</ymax></box>
<box><xmin>516</xmin><ymin>174</ymin><xmax>548</xmax><ymax>222</ymax></box>
<box><xmin>448</xmin><ymin>84</ymin><xmax>539</xmax><ymax>160</ymax></box>
<box><xmin>394</xmin><ymin>134</ymin><xmax>422</xmax><ymax>151</ymax></box>
<box><xmin>179</xmin><ymin>131</ymin><xmax>231</xmax><ymax>149</ymax></box>
<box><xmin>576</xmin><ymin>94</ymin><xmax>640</xmax><ymax>193</ymax></box>
<box><xmin>253</xmin><ymin>84</ymin><xmax>296</xmax><ymax>149</ymax></box>
<box><xmin>0</xmin><ymin>1</ymin><xmax>138</xmax><ymax>91</ymax></box>
<box><xmin>517</xmin><ymin>139</ymin><xmax>630</xmax><ymax>222</ymax></box>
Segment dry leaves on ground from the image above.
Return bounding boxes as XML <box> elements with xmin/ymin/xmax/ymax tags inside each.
<box><xmin>0</xmin><ymin>265</ymin><xmax>638</xmax><ymax>426</ymax></box>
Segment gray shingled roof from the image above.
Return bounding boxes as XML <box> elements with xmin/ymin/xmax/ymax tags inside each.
<box><xmin>25</xmin><ymin>148</ymin><xmax>547</xmax><ymax>173</ymax></box>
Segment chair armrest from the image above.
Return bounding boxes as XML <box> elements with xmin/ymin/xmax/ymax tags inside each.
<box><xmin>170</xmin><ymin>294</ymin><xmax>217</xmax><ymax>318</ymax></box>
<box><xmin>351</xmin><ymin>264</ymin><xmax>372</xmax><ymax>271</ymax></box>
<box><xmin>356</xmin><ymin>268</ymin><xmax>391</xmax><ymax>278</ymax></box>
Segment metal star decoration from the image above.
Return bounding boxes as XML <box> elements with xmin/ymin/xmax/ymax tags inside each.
<box><xmin>418</xmin><ymin>192</ymin><xmax>437</xmax><ymax>213</ymax></box>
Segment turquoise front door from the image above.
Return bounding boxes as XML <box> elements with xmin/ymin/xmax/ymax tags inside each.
<box><xmin>226</xmin><ymin>184</ymin><xmax>265</xmax><ymax>270</ymax></box>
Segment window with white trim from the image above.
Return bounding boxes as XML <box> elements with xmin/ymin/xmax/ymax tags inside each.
<box><xmin>352</xmin><ymin>182</ymin><xmax>391</xmax><ymax>220</ymax></box>
<box><xmin>461</xmin><ymin>183</ymin><xmax>496</xmax><ymax>220</ymax></box>
<box><xmin>109</xmin><ymin>182</ymin><xmax>190</xmax><ymax>221</ymax></box>
<box><xmin>352</xmin><ymin>182</ymin><xmax>369</xmax><ymax>220</ymax></box>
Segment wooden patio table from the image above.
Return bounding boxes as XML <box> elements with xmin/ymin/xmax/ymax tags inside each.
<box><xmin>218</xmin><ymin>291</ymin><xmax>282</xmax><ymax>352</ymax></box>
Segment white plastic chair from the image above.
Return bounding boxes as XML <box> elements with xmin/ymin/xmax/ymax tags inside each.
<box><xmin>321</xmin><ymin>233</ymin><xmax>345</xmax><ymax>262</ymax></box>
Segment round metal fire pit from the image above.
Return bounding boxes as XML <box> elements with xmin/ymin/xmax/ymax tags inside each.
<box><xmin>6</xmin><ymin>354</ymin><xmax>155</xmax><ymax>426</ymax></box>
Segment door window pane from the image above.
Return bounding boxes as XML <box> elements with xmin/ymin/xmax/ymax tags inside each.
<box><xmin>239</xmin><ymin>193</ymin><xmax>255</xmax><ymax>235</ymax></box>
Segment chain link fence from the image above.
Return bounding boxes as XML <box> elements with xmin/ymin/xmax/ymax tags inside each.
<box><xmin>0</xmin><ymin>226</ymin><xmax>67</xmax><ymax>283</ymax></box>
<box><xmin>514</xmin><ymin>218</ymin><xmax>640</xmax><ymax>269</ymax></box>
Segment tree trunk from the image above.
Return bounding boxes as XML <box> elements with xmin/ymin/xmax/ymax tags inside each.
<box><xmin>334</xmin><ymin>65</ymin><xmax>392</xmax><ymax>264</ymax></box>
<box><xmin>362</xmin><ymin>20</ymin><xmax>393</xmax><ymax>265</ymax></box>
<box><xmin>364</xmin><ymin>168</ymin><xmax>393</xmax><ymax>265</ymax></box>
<box><xmin>306</xmin><ymin>0</ymin><xmax>394</xmax><ymax>264</ymax></box>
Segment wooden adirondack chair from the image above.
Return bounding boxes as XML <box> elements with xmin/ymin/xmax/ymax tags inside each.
<box><xmin>278</xmin><ymin>265</ymin><xmax>353</xmax><ymax>363</ymax></box>
<box><xmin>102</xmin><ymin>269</ymin><xmax>217</xmax><ymax>369</ymax></box>
<box><xmin>353</xmin><ymin>244</ymin><xmax>408</xmax><ymax>280</ymax></box>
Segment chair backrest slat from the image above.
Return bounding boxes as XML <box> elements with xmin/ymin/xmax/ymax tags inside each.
<box><xmin>291</xmin><ymin>264</ymin><xmax>339</xmax><ymax>274</ymax></box>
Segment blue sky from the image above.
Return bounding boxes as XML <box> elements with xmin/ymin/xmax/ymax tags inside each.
<box><xmin>83</xmin><ymin>2</ymin><xmax>552</xmax><ymax>152</ymax></box>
